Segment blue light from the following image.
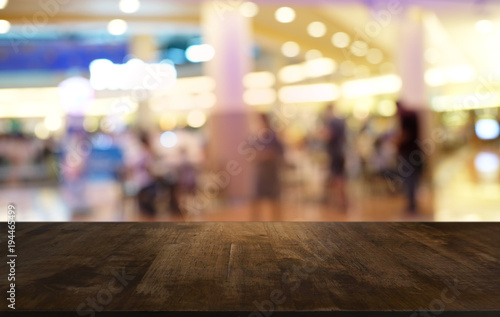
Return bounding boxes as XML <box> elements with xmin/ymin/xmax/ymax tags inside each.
<box><xmin>475</xmin><ymin>119</ymin><xmax>500</xmax><ymax>140</ymax></box>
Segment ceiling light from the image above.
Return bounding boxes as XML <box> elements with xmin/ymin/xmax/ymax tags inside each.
<box><xmin>307</xmin><ymin>21</ymin><xmax>327</xmax><ymax>38</ymax></box>
<box><xmin>107</xmin><ymin>19</ymin><xmax>128</xmax><ymax>35</ymax></box>
<box><xmin>332</xmin><ymin>32</ymin><xmax>350</xmax><ymax>48</ymax></box>
<box><xmin>0</xmin><ymin>20</ymin><xmax>10</xmax><ymax>34</ymax></box>
<box><xmin>119</xmin><ymin>0</ymin><xmax>140</xmax><ymax>14</ymax></box>
<box><xmin>281</xmin><ymin>41</ymin><xmax>300</xmax><ymax>58</ymax></box>
<box><xmin>239</xmin><ymin>2</ymin><xmax>259</xmax><ymax>18</ymax></box>
<box><xmin>275</xmin><ymin>7</ymin><xmax>295</xmax><ymax>23</ymax></box>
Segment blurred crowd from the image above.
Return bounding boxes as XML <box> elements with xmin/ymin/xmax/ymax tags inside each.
<box><xmin>0</xmin><ymin>101</ymin><xmax>427</xmax><ymax>219</ymax></box>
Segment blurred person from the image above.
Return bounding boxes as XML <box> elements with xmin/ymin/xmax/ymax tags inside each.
<box><xmin>134</xmin><ymin>132</ymin><xmax>182</xmax><ymax>219</ymax></box>
<box><xmin>176</xmin><ymin>147</ymin><xmax>198</xmax><ymax>207</ymax></box>
<box><xmin>324</xmin><ymin>104</ymin><xmax>348</xmax><ymax>211</ymax></box>
<box><xmin>396</xmin><ymin>101</ymin><xmax>424</xmax><ymax>214</ymax></box>
<box><xmin>252</xmin><ymin>113</ymin><xmax>285</xmax><ymax>221</ymax></box>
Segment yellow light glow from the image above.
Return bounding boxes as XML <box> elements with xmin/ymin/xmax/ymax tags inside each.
<box><xmin>380</xmin><ymin>62</ymin><xmax>396</xmax><ymax>74</ymax></box>
<box><xmin>278</xmin><ymin>64</ymin><xmax>306</xmax><ymax>83</ymax></box>
<box><xmin>243</xmin><ymin>88</ymin><xmax>277</xmax><ymax>105</ymax></box>
<box><xmin>424</xmin><ymin>48</ymin><xmax>441</xmax><ymax>64</ymax></box>
<box><xmin>44</xmin><ymin>115</ymin><xmax>63</xmax><ymax>132</ymax></box>
<box><xmin>475</xmin><ymin>20</ymin><xmax>493</xmax><ymax>34</ymax></box>
<box><xmin>340</xmin><ymin>61</ymin><xmax>356</xmax><ymax>77</ymax></box>
<box><xmin>307</xmin><ymin>21</ymin><xmax>327</xmax><ymax>38</ymax></box>
<box><xmin>83</xmin><ymin>117</ymin><xmax>99</xmax><ymax>133</ymax></box>
<box><xmin>354</xmin><ymin>65</ymin><xmax>371</xmax><ymax>78</ymax></box>
<box><xmin>304</xmin><ymin>58</ymin><xmax>337</xmax><ymax>78</ymax></box>
<box><xmin>167</xmin><ymin>76</ymin><xmax>216</xmax><ymax>95</ymax></box>
<box><xmin>377</xmin><ymin>99</ymin><xmax>397</xmax><ymax>117</ymax></box>
<box><xmin>34</xmin><ymin>122</ymin><xmax>50</xmax><ymax>140</ymax></box>
<box><xmin>160</xmin><ymin>115</ymin><xmax>177</xmax><ymax>131</ymax></box>
<box><xmin>350</xmin><ymin>41</ymin><xmax>368</xmax><ymax>57</ymax></box>
<box><xmin>281</xmin><ymin>41</ymin><xmax>300</xmax><ymax>57</ymax></box>
<box><xmin>305</xmin><ymin>49</ymin><xmax>322</xmax><ymax>61</ymax></box>
<box><xmin>243</xmin><ymin>72</ymin><xmax>275</xmax><ymax>89</ymax></box>
<box><xmin>366</xmin><ymin>48</ymin><xmax>383</xmax><ymax>64</ymax></box>
<box><xmin>0</xmin><ymin>0</ymin><xmax>8</xmax><ymax>10</ymax></box>
<box><xmin>341</xmin><ymin>75</ymin><xmax>402</xmax><ymax>98</ymax></box>
<box><xmin>332</xmin><ymin>32</ymin><xmax>350</xmax><ymax>48</ymax></box>
<box><xmin>275</xmin><ymin>7</ymin><xmax>295</xmax><ymax>23</ymax></box>
<box><xmin>239</xmin><ymin>2</ymin><xmax>259</xmax><ymax>17</ymax></box>
<box><xmin>278</xmin><ymin>84</ymin><xmax>340</xmax><ymax>103</ymax></box>
<box><xmin>353</xmin><ymin>99</ymin><xmax>372</xmax><ymax>120</ymax></box>
<box><xmin>187</xmin><ymin>110</ymin><xmax>207</xmax><ymax>128</ymax></box>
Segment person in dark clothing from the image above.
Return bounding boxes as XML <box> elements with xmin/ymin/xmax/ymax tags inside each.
<box><xmin>324</xmin><ymin>104</ymin><xmax>348</xmax><ymax>210</ymax></box>
<box><xmin>396</xmin><ymin>101</ymin><xmax>424</xmax><ymax>214</ymax></box>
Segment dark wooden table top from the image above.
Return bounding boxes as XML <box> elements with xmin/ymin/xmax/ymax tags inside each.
<box><xmin>1</xmin><ymin>222</ymin><xmax>500</xmax><ymax>316</ymax></box>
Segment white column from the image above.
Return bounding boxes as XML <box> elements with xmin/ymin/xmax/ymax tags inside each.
<box><xmin>201</xmin><ymin>1</ymin><xmax>253</xmax><ymax>203</ymax></box>
<box><xmin>130</xmin><ymin>35</ymin><xmax>158</xmax><ymax>132</ymax></box>
<box><xmin>396</xmin><ymin>6</ymin><xmax>426</xmax><ymax>110</ymax></box>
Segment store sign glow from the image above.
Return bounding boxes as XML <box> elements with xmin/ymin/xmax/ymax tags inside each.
<box><xmin>89</xmin><ymin>58</ymin><xmax>177</xmax><ymax>91</ymax></box>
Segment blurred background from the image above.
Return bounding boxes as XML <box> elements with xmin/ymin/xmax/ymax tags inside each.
<box><xmin>0</xmin><ymin>0</ymin><xmax>499</xmax><ymax>222</ymax></box>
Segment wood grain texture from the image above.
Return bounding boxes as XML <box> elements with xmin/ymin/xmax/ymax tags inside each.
<box><xmin>1</xmin><ymin>222</ymin><xmax>500</xmax><ymax>314</ymax></box>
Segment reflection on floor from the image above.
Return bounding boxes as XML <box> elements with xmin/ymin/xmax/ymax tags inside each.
<box><xmin>0</xmin><ymin>148</ymin><xmax>498</xmax><ymax>222</ymax></box>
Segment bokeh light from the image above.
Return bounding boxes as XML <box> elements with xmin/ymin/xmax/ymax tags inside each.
<box><xmin>275</xmin><ymin>7</ymin><xmax>295</xmax><ymax>23</ymax></box>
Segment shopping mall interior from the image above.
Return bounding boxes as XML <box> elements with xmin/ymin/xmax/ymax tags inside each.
<box><xmin>0</xmin><ymin>0</ymin><xmax>499</xmax><ymax>222</ymax></box>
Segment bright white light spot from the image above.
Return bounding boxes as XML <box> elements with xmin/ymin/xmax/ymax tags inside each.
<box><xmin>0</xmin><ymin>20</ymin><xmax>10</xmax><ymax>33</ymax></box>
<box><xmin>305</xmin><ymin>49</ymin><xmax>322</xmax><ymax>61</ymax></box>
<box><xmin>239</xmin><ymin>2</ymin><xmax>259</xmax><ymax>17</ymax></box>
<box><xmin>160</xmin><ymin>131</ymin><xmax>178</xmax><ymax>148</ymax></box>
<box><xmin>377</xmin><ymin>100</ymin><xmax>397</xmax><ymax>117</ymax></box>
<box><xmin>279</xmin><ymin>84</ymin><xmax>339</xmax><ymax>103</ymax></box>
<box><xmin>185</xmin><ymin>44</ymin><xmax>215</xmax><ymax>63</ymax></box>
<box><xmin>425</xmin><ymin>68</ymin><xmax>447</xmax><ymax>87</ymax></box>
<box><xmin>89</xmin><ymin>59</ymin><xmax>177</xmax><ymax>91</ymax></box>
<box><xmin>59</xmin><ymin>76</ymin><xmax>95</xmax><ymax>116</ymax></box>
<box><xmin>474</xmin><ymin>152</ymin><xmax>499</xmax><ymax>173</ymax></box>
<box><xmin>89</xmin><ymin>59</ymin><xmax>114</xmax><ymax>90</ymax></box>
<box><xmin>332</xmin><ymin>32</ymin><xmax>350</xmax><ymax>48</ymax></box>
<box><xmin>243</xmin><ymin>88</ymin><xmax>277</xmax><ymax>105</ymax></box>
<box><xmin>119</xmin><ymin>0</ymin><xmax>140</xmax><ymax>13</ymax></box>
<box><xmin>279</xmin><ymin>64</ymin><xmax>306</xmax><ymax>83</ymax></box>
<box><xmin>187</xmin><ymin>110</ymin><xmax>207</xmax><ymax>128</ymax></box>
<box><xmin>341</xmin><ymin>75</ymin><xmax>402</xmax><ymax>98</ymax></box>
<box><xmin>281</xmin><ymin>41</ymin><xmax>300</xmax><ymax>58</ymax></box>
<box><xmin>34</xmin><ymin>122</ymin><xmax>50</xmax><ymax>140</ymax></box>
<box><xmin>44</xmin><ymin>115</ymin><xmax>62</xmax><ymax>132</ymax></box>
<box><xmin>307</xmin><ymin>21</ymin><xmax>326</xmax><ymax>38</ymax></box>
<box><xmin>304</xmin><ymin>58</ymin><xmax>337</xmax><ymax>78</ymax></box>
<box><xmin>366</xmin><ymin>48</ymin><xmax>383</xmax><ymax>64</ymax></box>
<box><xmin>475</xmin><ymin>20</ymin><xmax>493</xmax><ymax>34</ymax></box>
<box><xmin>275</xmin><ymin>7</ymin><xmax>295</xmax><ymax>23</ymax></box>
<box><xmin>350</xmin><ymin>41</ymin><xmax>368</xmax><ymax>57</ymax></box>
<box><xmin>243</xmin><ymin>72</ymin><xmax>275</xmax><ymax>89</ymax></box>
<box><xmin>0</xmin><ymin>0</ymin><xmax>8</xmax><ymax>10</ymax></box>
<box><xmin>107</xmin><ymin>19</ymin><xmax>127</xmax><ymax>35</ymax></box>
<box><xmin>475</xmin><ymin>119</ymin><xmax>500</xmax><ymax>140</ymax></box>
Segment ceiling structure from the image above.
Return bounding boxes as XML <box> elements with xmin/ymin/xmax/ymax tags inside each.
<box><xmin>1</xmin><ymin>0</ymin><xmax>500</xmax><ymax>89</ymax></box>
